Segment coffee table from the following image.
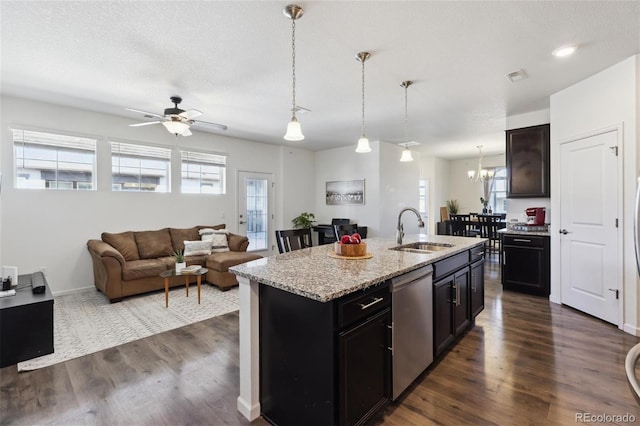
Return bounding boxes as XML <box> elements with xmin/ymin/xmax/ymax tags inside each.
<box><xmin>159</xmin><ymin>268</ymin><xmax>208</xmax><ymax>308</ymax></box>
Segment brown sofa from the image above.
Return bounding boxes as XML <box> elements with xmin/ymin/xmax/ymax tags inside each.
<box><xmin>87</xmin><ymin>224</ymin><xmax>262</xmax><ymax>302</ymax></box>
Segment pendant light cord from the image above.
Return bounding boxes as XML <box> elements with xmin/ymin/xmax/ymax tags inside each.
<box><xmin>291</xmin><ymin>18</ymin><xmax>297</xmax><ymax>119</ymax></box>
<box><xmin>403</xmin><ymin>84</ymin><xmax>408</xmax><ymax>148</ymax></box>
<box><xmin>361</xmin><ymin>58</ymin><xmax>366</xmax><ymax>137</ymax></box>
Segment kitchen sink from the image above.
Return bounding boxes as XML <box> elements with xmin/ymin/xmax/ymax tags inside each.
<box><xmin>389</xmin><ymin>242</ymin><xmax>454</xmax><ymax>253</ymax></box>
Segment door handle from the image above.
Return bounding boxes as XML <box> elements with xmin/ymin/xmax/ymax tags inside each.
<box><xmin>559</xmin><ymin>229</ymin><xmax>570</xmax><ymax>235</ymax></box>
<box><xmin>239</xmin><ymin>221</ymin><xmax>246</xmax><ymax>224</ymax></box>
<box><xmin>608</xmin><ymin>288</ymin><xmax>620</xmax><ymax>299</ymax></box>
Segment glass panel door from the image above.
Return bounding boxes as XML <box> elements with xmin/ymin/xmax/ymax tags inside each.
<box><xmin>239</xmin><ymin>171</ymin><xmax>272</xmax><ymax>253</ymax></box>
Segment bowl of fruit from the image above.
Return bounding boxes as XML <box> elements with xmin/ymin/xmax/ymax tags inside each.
<box><xmin>334</xmin><ymin>233</ymin><xmax>367</xmax><ymax>257</ymax></box>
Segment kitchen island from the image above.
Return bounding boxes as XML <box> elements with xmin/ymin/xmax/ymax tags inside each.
<box><xmin>230</xmin><ymin>234</ymin><xmax>485</xmax><ymax>425</ymax></box>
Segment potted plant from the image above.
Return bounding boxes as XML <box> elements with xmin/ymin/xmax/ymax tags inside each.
<box><xmin>173</xmin><ymin>249</ymin><xmax>186</xmax><ymax>272</ymax></box>
<box><xmin>446</xmin><ymin>199</ymin><xmax>459</xmax><ymax>215</ymax></box>
<box><xmin>292</xmin><ymin>212</ymin><xmax>316</xmax><ymax>229</ymax></box>
<box><xmin>480</xmin><ymin>197</ymin><xmax>489</xmax><ymax>214</ymax></box>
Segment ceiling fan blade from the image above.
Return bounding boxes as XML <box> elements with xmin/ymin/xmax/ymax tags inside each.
<box><xmin>182</xmin><ymin>128</ymin><xmax>193</xmax><ymax>136</ymax></box>
<box><xmin>129</xmin><ymin>121</ymin><xmax>163</xmax><ymax>127</ymax></box>
<box><xmin>179</xmin><ymin>109</ymin><xmax>202</xmax><ymax>120</ymax></box>
<box><xmin>125</xmin><ymin>108</ymin><xmax>164</xmax><ymax>119</ymax></box>
<box><xmin>192</xmin><ymin>119</ymin><xmax>228</xmax><ymax>131</ymax></box>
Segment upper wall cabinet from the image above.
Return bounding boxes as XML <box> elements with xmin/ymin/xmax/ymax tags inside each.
<box><xmin>505</xmin><ymin>124</ymin><xmax>550</xmax><ymax>198</ymax></box>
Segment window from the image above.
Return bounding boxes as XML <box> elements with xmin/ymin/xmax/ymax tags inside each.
<box><xmin>489</xmin><ymin>167</ymin><xmax>507</xmax><ymax>213</ymax></box>
<box><xmin>13</xmin><ymin>128</ymin><xmax>97</xmax><ymax>190</ymax></box>
<box><xmin>111</xmin><ymin>141</ymin><xmax>171</xmax><ymax>192</ymax></box>
<box><xmin>180</xmin><ymin>150</ymin><xmax>226</xmax><ymax>194</ymax></box>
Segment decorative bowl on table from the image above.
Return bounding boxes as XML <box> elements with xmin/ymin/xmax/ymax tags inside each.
<box><xmin>334</xmin><ymin>241</ymin><xmax>367</xmax><ymax>257</ymax></box>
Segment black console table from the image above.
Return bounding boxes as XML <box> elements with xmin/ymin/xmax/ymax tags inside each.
<box><xmin>0</xmin><ymin>272</ymin><xmax>54</xmax><ymax>367</ymax></box>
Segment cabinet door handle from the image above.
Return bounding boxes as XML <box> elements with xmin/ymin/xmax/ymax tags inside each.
<box><xmin>513</xmin><ymin>238</ymin><xmax>531</xmax><ymax>243</ymax></box>
<box><xmin>358</xmin><ymin>297</ymin><xmax>383</xmax><ymax>310</ymax></box>
<box><xmin>471</xmin><ymin>273</ymin><xmax>476</xmax><ymax>292</ymax></box>
<box><xmin>452</xmin><ymin>283</ymin><xmax>460</xmax><ymax>306</ymax></box>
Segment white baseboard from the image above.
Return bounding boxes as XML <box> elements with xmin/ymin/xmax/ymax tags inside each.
<box><xmin>51</xmin><ymin>285</ymin><xmax>95</xmax><ymax>297</ymax></box>
<box><xmin>237</xmin><ymin>396</ymin><xmax>260</xmax><ymax>421</ymax></box>
<box><xmin>623</xmin><ymin>323</ymin><xmax>640</xmax><ymax>336</ymax></box>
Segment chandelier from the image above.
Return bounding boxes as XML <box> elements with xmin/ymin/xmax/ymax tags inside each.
<box><xmin>468</xmin><ymin>145</ymin><xmax>494</xmax><ymax>183</ymax></box>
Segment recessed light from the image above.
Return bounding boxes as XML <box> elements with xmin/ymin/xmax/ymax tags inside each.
<box><xmin>553</xmin><ymin>44</ymin><xmax>578</xmax><ymax>57</ymax></box>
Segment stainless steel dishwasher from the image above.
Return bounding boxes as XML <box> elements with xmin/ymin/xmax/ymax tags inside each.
<box><xmin>390</xmin><ymin>264</ymin><xmax>433</xmax><ymax>400</ymax></box>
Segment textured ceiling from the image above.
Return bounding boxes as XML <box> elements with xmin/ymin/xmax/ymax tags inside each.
<box><xmin>1</xmin><ymin>1</ymin><xmax>639</xmax><ymax>159</ymax></box>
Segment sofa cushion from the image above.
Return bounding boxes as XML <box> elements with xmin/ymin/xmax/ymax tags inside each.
<box><xmin>135</xmin><ymin>228</ymin><xmax>174</xmax><ymax>259</ymax></box>
<box><xmin>122</xmin><ymin>259</ymin><xmax>167</xmax><ymax>281</ymax></box>
<box><xmin>184</xmin><ymin>240</ymin><xmax>212</xmax><ymax>256</ymax></box>
<box><xmin>169</xmin><ymin>227</ymin><xmax>200</xmax><ymax>252</ymax></box>
<box><xmin>197</xmin><ymin>224</ymin><xmax>226</xmax><ymax>233</ymax></box>
<box><xmin>206</xmin><ymin>251</ymin><xmax>262</xmax><ymax>272</ymax></box>
<box><xmin>102</xmin><ymin>231</ymin><xmax>140</xmax><ymax>261</ymax></box>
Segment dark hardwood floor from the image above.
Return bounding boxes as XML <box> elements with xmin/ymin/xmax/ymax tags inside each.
<box><xmin>2</xmin><ymin>255</ymin><xmax>639</xmax><ymax>425</ymax></box>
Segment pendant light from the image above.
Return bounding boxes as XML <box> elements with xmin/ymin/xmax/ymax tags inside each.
<box><xmin>283</xmin><ymin>4</ymin><xmax>304</xmax><ymax>141</ymax></box>
<box><xmin>399</xmin><ymin>80</ymin><xmax>414</xmax><ymax>162</ymax></box>
<box><xmin>355</xmin><ymin>51</ymin><xmax>372</xmax><ymax>153</ymax></box>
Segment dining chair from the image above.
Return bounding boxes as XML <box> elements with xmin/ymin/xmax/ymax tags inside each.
<box><xmin>477</xmin><ymin>214</ymin><xmax>502</xmax><ymax>253</ymax></box>
<box><xmin>275</xmin><ymin>228</ymin><xmax>313</xmax><ymax>253</ymax></box>
<box><xmin>333</xmin><ymin>223</ymin><xmax>359</xmax><ymax>241</ymax></box>
<box><xmin>449</xmin><ymin>214</ymin><xmax>471</xmax><ymax>237</ymax></box>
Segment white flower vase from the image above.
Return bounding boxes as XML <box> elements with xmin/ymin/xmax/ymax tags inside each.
<box><xmin>176</xmin><ymin>262</ymin><xmax>186</xmax><ymax>273</ymax></box>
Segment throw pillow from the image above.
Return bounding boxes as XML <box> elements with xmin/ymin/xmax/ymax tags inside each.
<box><xmin>183</xmin><ymin>240</ymin><xmax>212</xmax><ymax>256</ymax></box>
<box><xmin>202</xmin><ymin>230</ymin><xmax>230</xmax><ymax>252</ymax></box>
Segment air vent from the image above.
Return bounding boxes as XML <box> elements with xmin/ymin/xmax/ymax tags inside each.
<box><xmin>505</xmin><ymin>69</ymin><xmax>528</xmax><ymax>82</ymax></box>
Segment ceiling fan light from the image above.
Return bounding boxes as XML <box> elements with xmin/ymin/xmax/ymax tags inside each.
<box><xmin>355</xmin><ymin>136</ymin><xmax>371</xmax><ymax>153</ymax></box>
<box><xmin>284</xmin><ymin>116</ymin><xmax>305</xmax><ymax>141</ymax></box>
<box><xmin>162</xmin><ymin>120</ymin><xmax>190</xmax><ymax>136</ymax></box>
<box><xmin>400</xmin><ymin>148</ymin><xmax>413</xmax><ymax>162</ymax></box>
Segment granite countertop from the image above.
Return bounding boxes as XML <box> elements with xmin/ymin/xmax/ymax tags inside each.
<box><xmin>498</xmin><ymin>228</ymin><xmax>551</xmax><ymax>237</ymax></box>
<box><xmin>229</xmin><ymin>235</ymin><xmax>485</xmax><ymax>303</ymax></box>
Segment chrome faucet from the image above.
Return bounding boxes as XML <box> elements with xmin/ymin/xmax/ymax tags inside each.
<box><xmin>396</xmin><ymin>207</ymin><xmax>425</xmax><ymax>245</ymax></box>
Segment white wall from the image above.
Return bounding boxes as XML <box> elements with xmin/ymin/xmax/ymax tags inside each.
<box><xmin>315</xmin><ymin>141</ymin><xmax>422</xmax><ymax>238</ymax></box>
<box><xmin>280</xmin><ymin>146</ymin><xmax>316</xmax><ymax>231</ymax></box>
<box><xmin>550</xmin><ymin>55</ymin><xmax>638</xmax><ymax>333</ymax></box>
<box><xmin>379</xmin><ymin>142</ymin><xmax>422</xmax><ymax>238</ymax></box>
<box><xmin>421</xmin><ymin>156</ymin><xmax>451</xmax><ymax>233</ymax></box>
<box><xmin>315</xmin><ymin>142</ymin><xmax>381</xmax><ymax>236</ymax></box>
<box><xmin>0</xmin><ymin>96</ymin><xmax>316</xmax><ymax>294</ymax></box>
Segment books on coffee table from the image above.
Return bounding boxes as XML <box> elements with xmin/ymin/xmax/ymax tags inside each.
<box><xmin>181</xmin><ymin>265</ymin><xmax>202</xmax><ymax>274</ymax></box>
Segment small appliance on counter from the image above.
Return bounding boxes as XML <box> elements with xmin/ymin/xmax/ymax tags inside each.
<box><xmin>526</xmin><ymin>207</ymin><xmax>546</xmax><ymax>226</ymax></box>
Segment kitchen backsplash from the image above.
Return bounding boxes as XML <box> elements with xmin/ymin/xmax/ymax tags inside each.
<box><xmin>504</xmin><ymin>198</ymin><xmax>551</xmax><ymax>224</ymax></box>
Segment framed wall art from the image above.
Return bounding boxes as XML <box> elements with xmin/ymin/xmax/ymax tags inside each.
<box><xmin>325</xmin><ymin>179</ymin><xmax>365</xmax><ymax>205</ymax></box>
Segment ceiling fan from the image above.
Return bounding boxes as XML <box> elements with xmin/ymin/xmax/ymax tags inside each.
<box><xmin>126</xmin><ymin>96</ymin><xmax>227</xmax><ymax>136</ymax></box>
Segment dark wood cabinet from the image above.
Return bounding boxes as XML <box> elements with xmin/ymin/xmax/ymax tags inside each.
<box><xmin>433</xmin><ymin>247</ymin><xmax>485</xmax><ymax>359</ymax></box>
<box><xmin>433</xmin><ymin>277</ymin><xmax>455</xmax><ymax>358</ymax></box>
<box><xmin>506</xmin><ymin>124</ymin><xmax>550</xmax><ymax>198</ymax></box>
<box><xmin>260</xmin><ymin>282</ymin><xmax>390</xmax><ymax>426</ymax></box>
<box><xmin>470</xmin><ymin>260</ymin><xmax>485</xmax><ymax>318</ymax></box>
<box><xmin>502</xmin><ymin>234</ymin><xmax>550</xmax><ymax>297</ymax></box>
<box><xmin>339</xmin><ymin>308</ymin><xmax>391</xmax><ymax>426</ymax></box>
<box><xmin>433</xmin><ymin>266</ymin><xmax>471</xmax><ymax>358</ymax></box>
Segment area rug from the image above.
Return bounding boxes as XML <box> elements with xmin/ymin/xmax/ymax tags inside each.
<box><xmin>17</xmin><ymin>285</ymin><xmax>239</xmax><ymax>372</ymax></box>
